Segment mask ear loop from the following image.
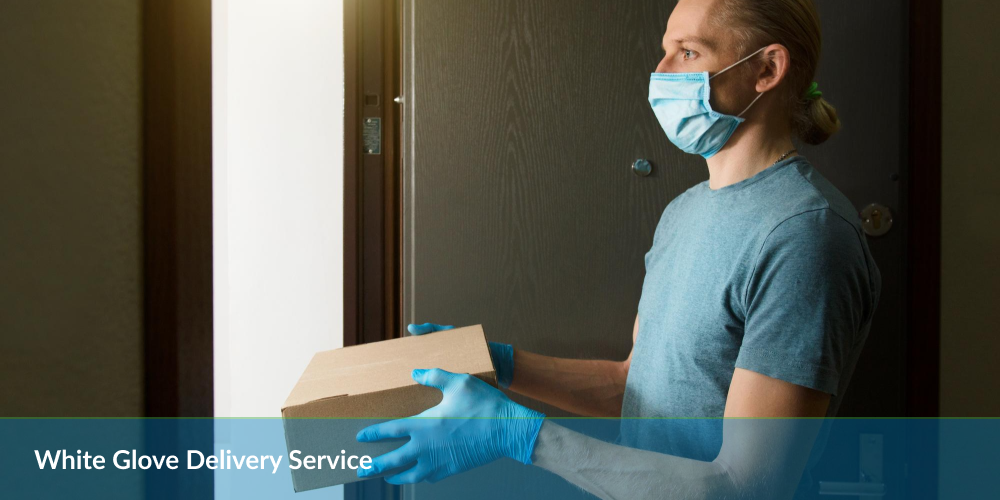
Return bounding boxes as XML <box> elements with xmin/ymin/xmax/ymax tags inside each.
<box><xmin>709</xmin><ymin>46</ymin><xmax>768</xmax><ymax>80</ymax></box>
<box><xmin>709</xmin><ymin>46</ymin><xmax>769</xmax><ymax>118</ymax></box>
<box><xmin>736</xmin><ymin>92</ymin><xmax>765</xmax><ymax>118</ymax></box>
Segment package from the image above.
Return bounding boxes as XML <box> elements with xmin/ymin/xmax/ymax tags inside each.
<box><xmin>281</xmin><ymin>324</ymin><xmax>496</xmax><ymax>492</ymax></box>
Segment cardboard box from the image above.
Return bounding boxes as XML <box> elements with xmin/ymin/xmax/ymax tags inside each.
<box><xmin>281</xmin><ymin>325</ymin><xmax>496</xmax><ymax>492</ymax></box>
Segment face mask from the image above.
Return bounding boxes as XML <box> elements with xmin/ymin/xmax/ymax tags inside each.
<box><xmin>648</xmin><ymin>46</ymin><xmax>767</xmax><ymax>159</ymax></box>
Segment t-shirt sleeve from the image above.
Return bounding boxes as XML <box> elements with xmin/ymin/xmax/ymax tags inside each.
<box><xmin>736</xmin><ymin>208</ymin><xmax>876</xmax><ymax>395</ymax></box>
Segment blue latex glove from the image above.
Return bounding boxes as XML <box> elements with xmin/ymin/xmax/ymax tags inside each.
<box><xmin>356</xmin><ymin>368</ymin><xmax>544</xmax><ymax>484</ymax></box>
<box><xmin>407</xmin><ymin>323</ymin><xmax>515</xmax><ymax>388</ymax></box>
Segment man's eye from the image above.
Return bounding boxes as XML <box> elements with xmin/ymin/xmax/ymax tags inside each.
<box><xmin>683</xmin><ymin>49</ymin><xmax>695</xmax><ymax>60</ymax></box>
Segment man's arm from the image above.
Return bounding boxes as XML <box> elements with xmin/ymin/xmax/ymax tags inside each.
<box><xmin>357</xmin><ymin>366</ymin><xmax>829</xmax><ymax>497</ymax></box>
<box><xmin>531</xmin><ymin>368</ymin><xmax>831</xmax><ymax>500</ymax></box>
<box><xmin>507</xmin><ymin>315</ymin><xmax>638</xmax><ymax>417</ymax></box>
<box><xmin>410</xmin><ymin>317</ymin><xmax>638</xmax><ymax>417</ymax></box>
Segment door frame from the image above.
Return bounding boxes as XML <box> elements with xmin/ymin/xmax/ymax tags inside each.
<box><xmin>142</xmin><ymin>0</ymin><xmax>214</xmax><ymax>497</ymax></box>
<box><xmin>904</xmin><ymin>0</ymin><xmax>942</xmax><ymax>498</ymax></box>
<box><xmin>344</xmin><ymin>0</ymin><xmax>404</xmax><ymax>349</ymax></box>
<box><xmin>142</xmin><ymin>0</ymin><xmax>214</xmax><ymax>420</ymax></box>
<box><xmin>343</xmin><ymin>0</ymin><xmax>404</xmax><ymax>497</ymax></box>
<box><xmin>905</xmin><ymin>0</ymin><xmax>942</xmax><ymax>419</ymax></box>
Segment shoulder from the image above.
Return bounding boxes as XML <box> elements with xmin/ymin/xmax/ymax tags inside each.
<box><xmin>760</xmin><ymin>160</ymin><xmax>863</xmax><ymax>258</ymax></box>
<box><xmin>764</xmin><ymin>159</ymin><xmax>865</xmax><ymax>248</ymax></box>
<box><xmin>753</xmin><ymin>159</ymin><xmax>880</xmax><ymax>286</ymax></box>
<box><xmin>762</xmin><ymin>158</ymin><xmax>861</xmax><ymax>231</ymax></box>
<box><xmin>753</xmin><ymin>210</ymin><xmax>880</xmax><ymax>317</ymax></box>
<box><xmin>764</xmin><ymin>208</ymin><xmax>864</xmax><ymax>260</ymax></box>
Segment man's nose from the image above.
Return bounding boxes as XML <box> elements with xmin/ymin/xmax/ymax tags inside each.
<box><xmin>654</xmin><ymin>56</ymin><xmax>671</xmax><ymax>74</ymax></box>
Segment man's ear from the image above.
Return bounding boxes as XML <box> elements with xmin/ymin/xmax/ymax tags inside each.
<box><xmin>756</xmin><ymin>43</ymin><xmax>791</xmax><ymax>93</ymax></box>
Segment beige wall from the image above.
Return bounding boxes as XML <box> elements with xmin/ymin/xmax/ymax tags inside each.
<box><xmin>0</xmin><ymin>0</ymin><xmax>144</xmax><ymax>416</ymax></box>
<box><xmin>941</xmin><ymin>0</ymin><xmax>1000</xmax><ymax>417</ymax></box>
<box><xmin>940</xmin><ymin>0</ymin><xmax>999</xmax><ymax>485</ymax></box>
<box><xmin>941</xmin><ymin>6</ymin><xmax>1000</xmax><ymax>498</ymax></box>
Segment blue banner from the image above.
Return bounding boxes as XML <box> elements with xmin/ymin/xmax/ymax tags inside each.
<box><xmin>1</xmin><ymin>418</ymin><xmax>996</xmax><ymax>499</ymax></box>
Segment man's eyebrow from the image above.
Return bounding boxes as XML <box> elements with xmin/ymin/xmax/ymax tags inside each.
<box><xmin>672</xmin><ymin>36</ymin><xmax>717</xmax><ymax>51</ymax></box>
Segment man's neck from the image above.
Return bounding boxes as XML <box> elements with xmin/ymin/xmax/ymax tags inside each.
<box><xmin>704</xmin><ymin>122</ymin><xmax>796</xmax><ymax>190</ymax></box>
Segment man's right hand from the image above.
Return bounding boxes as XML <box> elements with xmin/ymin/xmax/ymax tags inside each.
<box><xmin>407</xmin><ymin>323</ymin><xmax>515</xmax><ymax>389</ymax></box>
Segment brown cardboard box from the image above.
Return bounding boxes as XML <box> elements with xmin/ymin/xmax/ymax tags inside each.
<box><xmin>281</xmin><ymin>324</ymin><xmax>496</xmax><ymax>492</ymax></box>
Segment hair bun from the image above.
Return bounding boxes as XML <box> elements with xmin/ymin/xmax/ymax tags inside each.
<box><xmin>797</xmin><ymin>97</ymin><xmax>841</xmax><ymax>145</ymax></box>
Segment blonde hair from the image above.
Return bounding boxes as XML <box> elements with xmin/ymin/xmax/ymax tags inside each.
<box><xmin>716</xmin><ymin>0</ymin><xmax>841</xmax><ymax>145</ymax></box>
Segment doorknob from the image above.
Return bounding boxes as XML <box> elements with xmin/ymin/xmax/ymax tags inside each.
<box><xmin>632</xmin><ymin>159</ymin><xmax>653</xmax><ymax>177</ymax></box>
<box><xmin>860</xmin><ymin>203</ymin><xmax>893</xmax><ymax>237</ymax></box>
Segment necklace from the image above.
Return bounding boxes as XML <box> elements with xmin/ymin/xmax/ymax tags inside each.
<box><xmin>773</xmin><ymin>148</ymin><xmax>797</xmax><ymax>166</ymax></box>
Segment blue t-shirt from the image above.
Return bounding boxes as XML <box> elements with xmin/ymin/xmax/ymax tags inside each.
<box><xmin>620</xmin><ymin>156</ymin><xmax>881</xmax><ymax>461</ymax></box>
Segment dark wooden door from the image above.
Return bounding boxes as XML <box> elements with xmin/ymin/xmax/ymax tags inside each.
<box><xmin>402</xmin><ymin>0</ymin><xmax>908</xmax><ymax>417</ymax></box>
<box><xmin>401</xmin><ymin>0</ymin><xmax>696</xmax><ymax>411</ymax></box>
<box><xmin>399</xmin><ymin>0</ymin><xmax>913</xmax><ymax>497</ymax></box>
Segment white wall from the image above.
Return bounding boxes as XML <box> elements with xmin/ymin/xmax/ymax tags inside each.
<box><xmin>213</xmin><ymin>0</ymin><xmax>345</xmax><ymax>419</ymax></box>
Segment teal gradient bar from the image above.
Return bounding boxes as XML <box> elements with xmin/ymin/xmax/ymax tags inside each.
<box><xmin>0</xmin><ymin>418</ymin><xmax>996</xmax><ymax>499</ymax></box>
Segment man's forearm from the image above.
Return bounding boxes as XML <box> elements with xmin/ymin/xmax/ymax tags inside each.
<box><xmin>531</xmin><ymin>421</ymin><xmax>736</xmax><ymax>500</ymax></box>
<box><xmin>531</xmin><ymin>418</ymin><xmax>819</xmax><ymax>500</ymax></box>
<box><xmin>508</xmin><ymin>350</ymin><xmax>627</xmax><ymax>417</ymax></box>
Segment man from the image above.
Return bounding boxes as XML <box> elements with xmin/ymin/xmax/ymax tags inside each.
<box><xmin>356</xmin><ymin>0</ymin><xmax>880</xmax><ymax>498</ymax></box>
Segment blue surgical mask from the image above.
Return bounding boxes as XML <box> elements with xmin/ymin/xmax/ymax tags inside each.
<box><xmin>648</xmin><ymin>47</ymin><xmax>767</xmax><ymax>159</ymax></box>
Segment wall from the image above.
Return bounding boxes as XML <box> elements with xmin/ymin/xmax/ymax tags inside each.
<box><xmin>212</xmin><ymin>0</ymin><xmax>345</xmax><ymax>419</ymax></box>
<box><xmin>0</xmin><ymin>0</ymin><xmax>144</xmax><ymax>416</ymax></box>
<box><xmin>941</xmin><ymin>1</ymin><xmax>1000</xmax><ymax>495</ymax></box>
<box><xmin>940</xmin><ymin>0</ymin><xmax>1000</xmax><ymax>417</ymax></box>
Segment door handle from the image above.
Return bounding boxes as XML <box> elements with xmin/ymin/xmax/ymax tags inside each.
<box><xmin>860</xmin><ymin>203</ymin><xmax>893</xmax><ymax>237</ymax></box>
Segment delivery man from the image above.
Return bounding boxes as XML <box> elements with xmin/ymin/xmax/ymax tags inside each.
<box><xmin>356</xmin><ymin>0</ymin><xmax>880</xmax><ymax>498</ymax></box>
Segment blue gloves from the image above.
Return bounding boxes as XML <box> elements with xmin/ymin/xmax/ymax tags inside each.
<box><xmin>407</xmin><ymin>323</ymin><xmax>515</xmax><ymax>389</ymax></box>
<box><xmin>356</xmin><ymin>368</ymin><xmax>545</xmax><ymax>484</ymax></box>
